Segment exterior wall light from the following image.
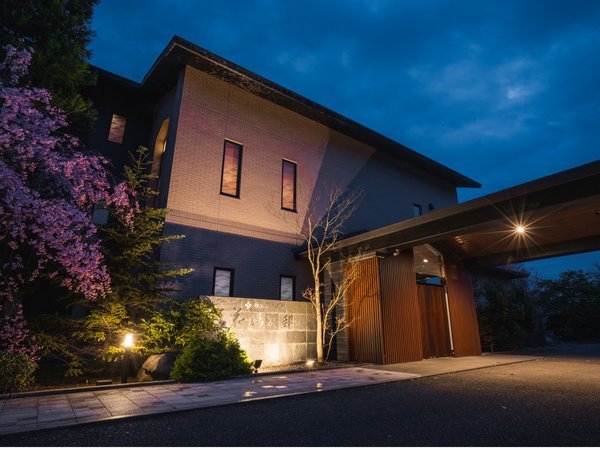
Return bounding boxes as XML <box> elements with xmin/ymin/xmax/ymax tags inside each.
<box><xmin>515</xmin><ymin>225</ymin><xmax>526</xmax><ymax>234</ymax></box>
<box><xmin>121</xmin><ymin>333</ymin><xmax>134</xmax><ymax>384</ymax></box>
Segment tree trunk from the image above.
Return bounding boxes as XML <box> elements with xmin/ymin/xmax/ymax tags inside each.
<box><xmin>314</xmin><ymin>279</ymin><xmax>324</xmax><ymax>363</ymax></box>
<box><xmin>316</xmin><ymin>307</ymin><xmax>323</xmax><ymax>363</ymax></box>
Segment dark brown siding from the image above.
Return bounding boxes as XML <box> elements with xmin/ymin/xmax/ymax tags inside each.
<box><xmin>346</xmin><ymin>257</ymin><xmax>383</xmax><ymax>363</ymax></box>
<box><xmin>379</xmin><ymin>250</ymin><xmax>423</xmax><ymax>363</ymax></box>
<box><xmin>445</xmin><ymin>263</ymin><xmax>482</xmax><ymax>357</ymax></box>
<box><xmin>418</xmin><ymin>284</ymin><xmax>451</xmax><ymax>358</ymax></box>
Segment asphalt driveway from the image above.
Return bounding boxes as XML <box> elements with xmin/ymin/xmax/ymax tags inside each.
<box><xmin>2</xmin><ymin>343</ymin><xmax>599</xmax><ymax>446</ymax></box>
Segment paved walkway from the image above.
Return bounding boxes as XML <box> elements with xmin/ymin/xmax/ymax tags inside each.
<box><xmin>0</xmin><ymin>353</ymin><xmax>539</xmax><ymax>436</ymax></box>
<box><xmin>0</xmin><ymin>367</ymin><xmax>417</xmax><ymax>436</ymax></box>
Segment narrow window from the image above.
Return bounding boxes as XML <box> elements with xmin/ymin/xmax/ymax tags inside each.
<box><xmin>213</xmin><ymin>268</ymin><xmax>234</xmax><ymax>297</ymax></box>
<box><xmin>281</xmin><ymin>160</ymin><xmax>297</xmax><ymax>211</ymax></box>
<box><xmin>280</xmin><ymin>275</ymin><xmax>295</xmax><ymax>301</ymax></box>
<box><xmin>108</xmin><ymin>114</ymin><xmax>126</xmax><ymax>144</ymax></box>
<box><xmin>220</xmin><ymin>140</ymin><xmax>242</xmax><ymax>197</ymax></box>
<box><xmin>413</xmin><ymin>203</ymin><xmax>422</xmax><ymax>217</ymax></box>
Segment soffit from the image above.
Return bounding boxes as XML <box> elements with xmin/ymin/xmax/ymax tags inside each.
<box><xmin>335</xmin><ymin>160</ymin><xmax>600</xmax><ymax>267</ymax></box>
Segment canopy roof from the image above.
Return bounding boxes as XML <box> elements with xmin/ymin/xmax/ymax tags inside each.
<box><xmin>336</xmin><ymin>160</ymin><xmax>600</xmax><ymax>267</ymax></box>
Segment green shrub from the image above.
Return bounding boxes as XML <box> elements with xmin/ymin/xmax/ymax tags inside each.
<box><xmin>170</xmin><ymin>334</ymin><xmax>252</xmax><ymax>382</ymax></box>
<box><xmin>139</xmin><ymin>297</ymin><xmax>225</xmax><ymax>354</ymax></box>
<box><xmin>0</xmin><ymin>352</ymin><xmax>38</xmax><ymax>394</ymax></box>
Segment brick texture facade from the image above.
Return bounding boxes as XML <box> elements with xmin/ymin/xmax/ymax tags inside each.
<box><xmin>159</xmin><ymin>66</ymin><xmax>459</xmax><ymax>300</ymax></box>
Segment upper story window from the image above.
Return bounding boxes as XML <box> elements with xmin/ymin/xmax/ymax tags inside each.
<box><xmin>280</xmin><ymin>275</ymin><xmax>295</xmax><ymax>301</ymax></box>
<box><xmin>281</xmin><ymin>160</ymin><xmax>297</xmax><ymax>211</ymax></box>
<box><xmin>413</xmin><ymin>203</ymin><xmax>422</xmax><ymax>217</ymax></box>
<box><xmin>213</xmin><ymin>267</ymin><xmax>234</xmax><ymax>297</ymax></box>
<box><xmin>220</xmin><ymin>140</ymin><xmax>242</xmax><ymax>198</ymax></box>
<box><xmin>108</xmin><ymin>114</ymin><xmax>126</xmax><ymax>144</ymax></box>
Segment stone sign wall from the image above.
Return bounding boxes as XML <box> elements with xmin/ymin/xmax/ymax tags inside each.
<box><xmin>209</xmin><ymin>296</ymin><xmax>317</xmax><ymax>366</ymax></box>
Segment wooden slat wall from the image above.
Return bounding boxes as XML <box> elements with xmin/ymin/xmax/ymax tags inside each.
<box><xmin>379</xmin><ymin>250</ymin><xmax>424</xmax><ymax>364</ymax></box>
<box><xmin>445</xmin><ymin>263</ymin><xmax>482</xmax><ymax>357</ymax></box>
<box><xmin>346</xmin><ymin>257</ymin><xmax>384</xmax><ymax>364</ymax></box>
<box><xmin>418</xmin><ymin>284</ymin><xmax>451</xmax><ymax>358</ymax></box>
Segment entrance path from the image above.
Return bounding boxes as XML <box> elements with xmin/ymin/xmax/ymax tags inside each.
<box><xmin>0</xmin><ymin>367</ymin><xmax>417</xmax><ymax>436</ymax></box>
<box><xmin>0</xmin><ymin>353</ymin><xmax>538</xmax><ymax>437</ymax></box>
<box><xmin>370</xmin><ymin>353</ymin><xmax>539</xmax><ymax>377</ymax></box>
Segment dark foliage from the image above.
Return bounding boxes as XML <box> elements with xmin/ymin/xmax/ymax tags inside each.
<box><xmin>535</xmin><ymin>268</ymin><xmax>600</xmax><ymax>341</ymax></box>
<box><xmin>476</xmin><ymin>280</ymin><xmax>535</xmax><ymax>350</ymax></box>
<box><xmin>0</xmin><ymin>0</ymin><xmax>98</xmax><ymax>136</ymax></box>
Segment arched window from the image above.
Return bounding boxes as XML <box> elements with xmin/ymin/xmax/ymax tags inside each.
<box><xmin>152</xmin><ymin>118</ymin><xmax>170</xmax><ymax>180</ymax></box>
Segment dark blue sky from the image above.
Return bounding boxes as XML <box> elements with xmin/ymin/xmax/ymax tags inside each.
<box><xmin>89</xmin><ymin>0</ymin><xmax>599</xmax><ymax>278</ymax></box>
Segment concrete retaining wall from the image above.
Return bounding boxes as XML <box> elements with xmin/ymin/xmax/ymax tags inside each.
<box><xmin>210</xmin><ymin>297</ymin><xmax>317</xmax><ymax>366</ymax></box>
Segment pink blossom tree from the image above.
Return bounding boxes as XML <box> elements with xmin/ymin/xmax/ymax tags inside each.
<box><xmin>0</xmin><ymin>45</ymin><xmax>134</xmax><ymax>332</ymax></box>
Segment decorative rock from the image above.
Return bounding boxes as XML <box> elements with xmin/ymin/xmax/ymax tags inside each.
<box><xmin>137</xmin><ymin>353</ymin><xmax>177</xmax><ymax>382</ymax></box>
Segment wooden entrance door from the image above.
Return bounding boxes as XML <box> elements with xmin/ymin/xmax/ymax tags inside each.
<box><xmin>417</xmin><ymin>284</ymin><xmax>452</xmax><ymax>358</ymax></box>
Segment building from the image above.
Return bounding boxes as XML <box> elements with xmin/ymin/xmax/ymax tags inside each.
<box><xmin>89</xmin><ymin>36</ymin><xmax>600</xmax><ymax>366</ymax></box>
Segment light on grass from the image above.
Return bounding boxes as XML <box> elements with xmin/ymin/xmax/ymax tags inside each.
<box><xmin>123</xmin><ymin>333</ymin><xmax>134</xmax><ymax>348</ymax></box>
<box><xmin>306</xmin><ymin>359</ymin><xmax>315</xmax><ymax>368</ymax></box>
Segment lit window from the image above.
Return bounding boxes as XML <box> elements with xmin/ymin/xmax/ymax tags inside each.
<box><xmin>220</xmin><ymin>140</ymin><xmax>242</xmax><ymax>197</ymax></box>
<box><xmin>108</xmin><ymin>114</ymin><xmax>126</xmax><ymax>144</ymax></box>
<box><xmin>413</xmin><ymin>203</ymin><xmax>422</xmax><ymax>217</ymax></box>
<box><xmin>213</xmin><ymin>268</ymin><xmax>234</xmax><ymax>297</ymax></box>
<box><xmin>281</xmin><ymin>160</ymin><xmax>297</xmax><ymax>211</ymax></box>
<box><xmin>280</xmin><ymin>275</ymin><xmax>295</xmax><ymax>301</ymax></box>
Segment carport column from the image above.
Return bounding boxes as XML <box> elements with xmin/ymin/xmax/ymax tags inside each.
<box><xmin>440</xmin><ymin>256</ymin><xmax>455</xmax><ymax>353</ymax></box>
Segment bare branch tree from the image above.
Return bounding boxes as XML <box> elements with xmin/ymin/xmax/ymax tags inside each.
<box><xmin>298</xmin><ymin>186</ymin><xmax>363</xmax><ymax>363</ymax></box>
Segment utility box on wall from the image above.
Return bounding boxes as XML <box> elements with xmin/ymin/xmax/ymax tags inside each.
<box><xmin>210</xmin><ymin>297</ymin><xmax>317</xmax><ymax>366</ymax></box>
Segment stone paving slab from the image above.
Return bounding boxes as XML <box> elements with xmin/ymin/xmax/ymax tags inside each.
<box><xmin>0</xmin><ymin>367</ymin><xmax>417</xmax><ymax>436</ymax></box>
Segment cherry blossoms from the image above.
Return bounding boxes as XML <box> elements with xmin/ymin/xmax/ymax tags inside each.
<box><xmin>0</xmin><ymin>45</ymin><xmax>135</xmax><ymax>304</ymax></box>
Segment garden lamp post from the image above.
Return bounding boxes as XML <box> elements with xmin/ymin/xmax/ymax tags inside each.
<box><xmin>121</xmin><ymin>333</ymin><xmax>134</xmax><ymax>384</ymax></box>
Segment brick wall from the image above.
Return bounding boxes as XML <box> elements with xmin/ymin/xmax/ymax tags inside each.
<box><xmin>159</xmin><ymin>64</ymin><xmax>459</xmax><ymax>302</ymax></box>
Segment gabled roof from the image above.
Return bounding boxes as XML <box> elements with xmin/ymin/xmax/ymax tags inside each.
<box><xmin>125</xmin><ymin>35</ymin><xmax>479</xmax><ymax>188</ymax></box>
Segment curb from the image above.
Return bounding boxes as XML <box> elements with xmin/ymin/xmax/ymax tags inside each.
<box><xmin>0</xmin><ymin>363</ymin><xmax>364</xmax><ymax>400</ymax></box>
<box><xmin>0</xmin><ymin>379</ymin><xmax>176</xmax><ymax>400</ymax></box>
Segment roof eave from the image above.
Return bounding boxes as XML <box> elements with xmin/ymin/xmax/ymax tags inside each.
<box><xmin>138</xmin><ymin>35</ymin><xmax>480</xmax><ymax>189</ymax></box>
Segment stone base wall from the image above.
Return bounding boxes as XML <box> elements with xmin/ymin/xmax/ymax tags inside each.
<box><xmin>210</xmin><ymin>296</ymin><xmax>317</xmax><ymax>366</ymax></box>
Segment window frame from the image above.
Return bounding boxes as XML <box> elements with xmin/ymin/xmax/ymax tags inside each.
<box><xmin>281</xmin><ymin>159</ymin><xmax>297</xmax><ymax>212</ymax></box>
<box><xmin>220</xmin><ymin>140</ymin><xmax>243</xmax><ymax>198</ymax></box>
<box><xmin>413</xmin><ymin>203</ymin><xmax>422</xmax><ymax>217</ymax></box>
<box><xmin>279</xmin><ymin>275</ymin><xmax>296</xmax><ymax>301</ymax></box>
<box><xmin>107</xmin><ymin>113</ymin><xmax>127</xmax><ymax>144</ymax></box>
<box><xmin>212</xmin><ymin>267</ymin><xmax>235</xmax><ymax>297</ymax></box>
